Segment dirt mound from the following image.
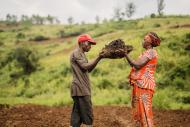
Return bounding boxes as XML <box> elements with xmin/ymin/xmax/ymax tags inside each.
<box><xmin>101</xmin><ymin>39</ymin><xmax>133</xmax><ymax>59</ymax></box>
<box><xmin>0</xmin><ymin>104</ymin><xmax>190</xmax><ymax>127</ymax></box>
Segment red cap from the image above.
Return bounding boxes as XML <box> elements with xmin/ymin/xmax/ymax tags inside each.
<box><xmin>78</xmin><ymin>34</ymin><xmax>96</xmax><ymax>45</ymax></box>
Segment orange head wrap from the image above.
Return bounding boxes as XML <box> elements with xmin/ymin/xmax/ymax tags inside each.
<box><xmin>148</xmin><ymin>32</ymin><xmax>161</xmax><ymax>47</ymax></box>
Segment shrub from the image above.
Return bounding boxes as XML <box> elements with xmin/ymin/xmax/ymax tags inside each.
<box><xmin>93</xmin><ymin>29</ymin><xmax>114</xmax><ymax>37</ymax></box>
<box><xmin>29</xmin><ymin>35</ymin><xmax>49</xmax><ymax>41</ymax></box>
<box><xmin>0</xmin><ymin>41</ymin><xmax>4</xmax><ymax>46</ymax></box>
<box><xmin>150</xmin><ymin>13</ymin><xmax>156</xmax><ymax>18</ymax></box>
<box><xmin>118</xmin><ymin>80</ymin><xmax>130</xmax><ymax>90</ymax></box>
<box><xmin>5</xmin><ymin>47</ymin><xmax>41</xmax><ymax>76</ymax></box>
<box><xmin>67</xmin><ymin>31</ymin><xmax>81</xmax><ymax>37</ymax></box>
<box><xmin>91</xmin><ymin>68</ymin><xmax>101</xmax><ymax>76</ymax></box>
<box><xmin>16</xmin><ymin>33</ymin><xmax>25</xmax><ymax>39</ymax></box>
<box><xmin>185</xmin><ymin>33</ymin><xmax>190</xmax><ymax>40</ymax></box>
<box><xmin>182</xmin><ymin>96</ymin><xmax>190</xmax><ymax>104</ymax></box>
<box><xmin>15</xmin><ymin>48</ymin><xmax>39</xmax><ymax>74</ymax></box>
<box><xmin>156</xmin><ymin>60</ymin><xmax>175</xmax><ymax>73</ymax></box>
<box><xmin>181</xmin><ymin>33</ymin><xmax>190</xmax><ymax>44</ymax></box>
<box><xmin>58</xmin><ymin>29</ymin><xmax>83</xmax><ymax>38</ymax></box>
<box><xmin>166</xmin><ymin>20</ymin><xmax>170</xmax><ymax>24</ymax></box>
<box><xmin>154</xmin><ymin>23</ymin><xmax>161</xmax><ymax>27</ymax></box>
<box><xmin>97</xmin><ymin>79</ymin><xmax>113</xmax><ymax>89</ymax></box>
<box><xmin>24</xmin><ymin>88</ymin><xmax>40</xmax><ymax>98</ymax></box>
<box><xmin>15</xmin><ymin>87</ymin><xmax>25</xmax><ymax>97</ymax></box>
<box><xmin>167</xmin><ymin>42</ymin><xmax>179</xmax><ymax>50</ymax></box>
<box><xmin>157</xmin><ymin>61</ymin><xmax>190</xmax><ymax>89</ymax></box>
<box><xmin>61</xmin><ymin>65</ymin><xmax>71</xmax><ymax>76</ymax></box>
<box><xmin>159</xmin><ymin>36</ymin><xmax>166</xmax><ymax>41</ymax></box>
<box><xmin>59</xmin><ymin>30</ymin><xmax>65</xmax><ymax>38</ymax></box>
<box><xmin>185</xmin><ymin>44</ymin><xmax>190</xmax><ymax>51</ymax></box>
<box><xmin>153</xmin><ymin>90</ymin><xmax>172</xmax><ymax>109</ymax></box>
<box><xmin>167</xmin><ymin>41</ymin><xmax>185</xmax><ymax>51</ymax></box>
<box><xmin>172</xmin><ymin>77</ymin><xmax>185</xmax><ymax>89</ymax></box>
<box><xmin>0</xmin><ymin>29</ymin><xmax>4</xmax><ymax>32</ymax></box>
<box><xmin>91</xmin><ymin>68</ymin><xmax>108</xmax><ymax>76</ymax></box>
<box><xmin>168</xmin><ymin>65</ymin><xmax>188</xmax><ymax>80</ymax></box>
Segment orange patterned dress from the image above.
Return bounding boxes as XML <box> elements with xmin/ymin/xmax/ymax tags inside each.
<box><xmin>129</xmin><ymin>49</ymin><xmax>158</xmax><ymax>127</ymax></box>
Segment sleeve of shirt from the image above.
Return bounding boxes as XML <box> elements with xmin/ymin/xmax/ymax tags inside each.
<box><xmin>73</xmin><ymin>51</ymin><xmax>88</xmax><ymax>70</ymax></box>
<box><xmin>144</xmin><ymin>49</ymin><xmax>157</xmax><ymax>60</ymax></box>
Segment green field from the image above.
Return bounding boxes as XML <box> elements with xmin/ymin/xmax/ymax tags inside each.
<box><xmin>0</xmin><ymin>15</ymin><xmax>190</xmax><ymax>109</ymax></box>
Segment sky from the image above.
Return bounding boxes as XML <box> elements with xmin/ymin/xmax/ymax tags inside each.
<box><xmin>0</xmin><ymin>0</ymin><xmax>190</xmax><ymax>23</ymax></box>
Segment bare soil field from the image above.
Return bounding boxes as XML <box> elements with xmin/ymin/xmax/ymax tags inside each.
<box><xmin>0</xmin><ymin>104</ymin><xmax>190</xmax><ymax>127</ymax></box>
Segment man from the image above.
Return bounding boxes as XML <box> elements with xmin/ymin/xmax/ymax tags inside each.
<box><xmin>70</xmin><ymin>34</ymin><xmax>103</xmax><ymax>127</ymax></box>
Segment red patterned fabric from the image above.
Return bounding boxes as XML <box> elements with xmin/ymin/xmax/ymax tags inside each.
<box><xmin>129</xmin><ymin>49</ymin><xmax>158</xmax><ymax>92</ymax></box>
<box><xmin>131</xmin><ymin>85</ymin><xmax>154</xmax><ymax>127</ymax></box>
<box><xmin>129</xmin><ymin>49</ymin><xmax>158</xmax><ymax>127</ymax></box>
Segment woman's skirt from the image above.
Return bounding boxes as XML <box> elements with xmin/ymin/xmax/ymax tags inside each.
<box><xmin>131</xmin><ymin>84</ymin><xmax>154</xmax><ymax>127</ymax></box>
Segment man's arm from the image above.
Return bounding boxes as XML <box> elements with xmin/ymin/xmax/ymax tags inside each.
<box><xmin>75</xmin><ymin>52</ymin><xmax>103</xmax><ymax>72</ymax></box>
<box><xmin>79</xmin><ymin>56</ymin><xmax>101</xmax><ymax>72</ymax></box>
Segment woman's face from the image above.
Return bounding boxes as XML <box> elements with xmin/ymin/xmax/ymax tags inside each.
<box><xmin>142</xmin><ymin>35</ymin><xmax>152</xmax><ymax>48</ymax></box>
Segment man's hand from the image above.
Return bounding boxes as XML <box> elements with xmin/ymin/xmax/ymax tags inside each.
<box><xmin>99</xmin><ymin>51</ymin><xmax>107</xmax><ymax>59</ymax></box>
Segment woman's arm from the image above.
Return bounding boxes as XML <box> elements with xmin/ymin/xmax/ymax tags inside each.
<box><xmin>125</xmin><ymin>53</ymin><xmax>149</xmax><ymax>70</ymax></box>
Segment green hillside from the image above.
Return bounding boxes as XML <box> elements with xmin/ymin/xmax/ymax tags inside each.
<box><xmin>0</xmin><ymin>16</ymin><xmax>190</xmax><ymax>109</ymax></box>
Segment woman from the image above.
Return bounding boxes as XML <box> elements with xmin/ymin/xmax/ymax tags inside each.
<box><xmin>124</xmin><ymin>32</ymin><xmax>161</xmax><ymax>127</ymax></box>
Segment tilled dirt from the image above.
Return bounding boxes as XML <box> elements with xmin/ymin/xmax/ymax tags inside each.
<box><xmin>0</xmin><ymin>104</ymin><xmax>190</xmax><ymax>127</ymax></box>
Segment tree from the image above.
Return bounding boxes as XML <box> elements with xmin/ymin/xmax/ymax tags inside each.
<box><xmin>125</xmin><ymin>2</ymin><xmax>136</xmax><ymax>18</ymax></box>
<box><xmin>102</xmin><ymin>18</ymin><xmax>108</xmax><ymax>23</ymax></box>
<box><xmin>67</xmin><ymin>16</ymin><xmax>74</xmax><ymax>25</ymax></box>
<box><xmin>95</xmin><ymin>15</ymin><xmax>100</xmax><ymax>24</ymax></box>
<box><xmin>31</xmin><ymin>15</ymin><xmax>45</xmax><ymax>25</ymax></box>
<box><xmin>21</xmin><ymin>15</ymin><xmax>28</xmax><ymax>22</ymax></box>
<box><xmin>5</xmin><ymin>14</ymin><xmax>17</xmax><ymax>24</ymax></box>
<box><xmin>13</xmin><ymin>47</ymin><xmax>39</xmax><ymax>74</ymax></box>
<box><xmin>6</xmin><ymin>14</ymin><xmax>11</xmax><ymax>22</ymax></box>
<box><xmin>38</xmin><ymin>15</ymin><xmax>45</xmax><ymax>25</ymax></box>
<box><xmin>113</xmin><ymin>7</ymin><xmax>123</xmax><ymax>21</ymax></box>
<box><xmin>20</xmin><ymin>15</ymin><xmax>32</xmax><ymax>24</ymax></box>
<box><xmin>46</xmin><ymin>14</ymin><xmax>54</xmax><ymax>24</ymax></box>
<box><xmin>150</xmin><ymin>13</ymin><xmax>156</xmax><ymax>18</ymax></box>
<box><xmin>31</xmin><ymin>14</ymin><xmax>38</xmax><ymax>24</ymax></box>
<box><xmin>1</xmin><ymin>47</ymin><xmax>40</xmax><ymax>77</ymax></box>
<box><xmin>11</xmin><ymin>15</ymin><xmax>17</xmax><ymax>23</ymax></box>
<box><xmin>55</xmin><ymin>18</ymin><xmax>60</xmax><ymax>24</ymax></box>
<box><xmin>121</xmin><ymin>12</ymin><xmax>125</xmax><ymax>19</ymax></box>
<box><xmin>81</xmin><ymin>21</ymin><xmax>86</xmax><ymax>25</ymax></box>
<box><xmin>157</xmin><ymin>0</ymin><xmax>165</xmax><ymax>16</ymax></box>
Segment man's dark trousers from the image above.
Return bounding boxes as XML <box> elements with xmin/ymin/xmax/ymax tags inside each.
<box><xmin>70</xmin><ymin>96</ymin><xmax>93</xmax><ymax>127</ymax></box>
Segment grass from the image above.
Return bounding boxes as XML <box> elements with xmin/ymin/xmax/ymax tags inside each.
<box><xmin>0</xmin><ymin>15</ymin><xmax>190</xmax><ymax>109</ymax></box>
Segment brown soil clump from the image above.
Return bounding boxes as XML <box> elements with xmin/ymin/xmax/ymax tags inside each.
<box><xmin>101</xmin><ymin>39</ymin><xmax>133</xmax><ymax>59</ymax></box>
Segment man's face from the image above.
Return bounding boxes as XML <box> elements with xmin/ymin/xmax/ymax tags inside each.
<box><xmin>81</xmin><ymin>41</ymin><xmax>92</xmax><ymax>52</ymax></box>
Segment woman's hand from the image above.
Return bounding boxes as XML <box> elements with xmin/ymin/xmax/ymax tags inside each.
<box><xmin>124</xmin><ymin>51</ymin><xmax>128</xmax><ymax>57</ymax></box>
<box><xmin>116</xmin><ymin>49</ymin><xmax>126</xmax><ymax>55</ymax></box>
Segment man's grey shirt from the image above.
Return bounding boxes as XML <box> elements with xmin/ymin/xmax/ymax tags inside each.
<box><xmin>70</xmin><ymin>48</ymin><xmax>91</xmax><ymax>96</ymax></box>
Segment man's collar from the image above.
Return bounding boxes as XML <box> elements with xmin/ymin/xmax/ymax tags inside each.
<box><xmin>77</xmin><ymin>47</ymin><xmax>84</xmax><ymax>54</ymax></box>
